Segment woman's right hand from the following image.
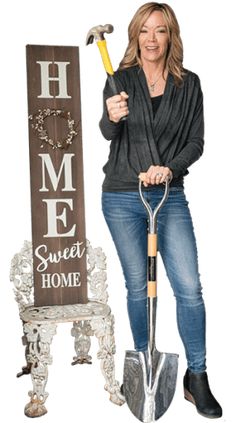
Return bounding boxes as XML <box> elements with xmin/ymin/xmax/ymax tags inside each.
<box><xmin>106</xmin><ymin>91</ymin><xmax>129</xmax><ymax>123</ymax></box>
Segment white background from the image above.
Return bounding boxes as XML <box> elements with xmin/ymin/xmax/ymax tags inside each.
<box><xmin>1</xmin><ymin>1</ymin><xmax>235</xmax><ymax>422</ymax></box>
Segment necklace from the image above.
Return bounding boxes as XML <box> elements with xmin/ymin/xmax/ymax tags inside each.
<box><xmin>146</xmin><ymin>72</ymin><xmax>163</xmax><ymax>93</ymax></box>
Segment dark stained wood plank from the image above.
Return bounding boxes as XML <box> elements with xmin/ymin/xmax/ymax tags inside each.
<box><xmin>26</xmin><ymin>45</ymin><xmax>87</xmax><ymax>306</ymax></box>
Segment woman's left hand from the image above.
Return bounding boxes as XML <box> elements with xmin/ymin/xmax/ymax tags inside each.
<box><xmin>143</xmin><ymin>165</ymin><xmax>173</xmax><ymax>187</ymax></box>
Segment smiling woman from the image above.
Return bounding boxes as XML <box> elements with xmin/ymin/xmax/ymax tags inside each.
<box><xmin>138</xmin><ymin>11</ymin><xmax>169</xmax><ymax>94</ymax></box>
<box><xmin>119</xmin><ymin>2</ymin><xmax>184</xmax><ymax>87</ymax></box>
<box><xmin>99</xmin><ymin>1</ymin><xmax>223</xmax><ymax>419</ymax></box>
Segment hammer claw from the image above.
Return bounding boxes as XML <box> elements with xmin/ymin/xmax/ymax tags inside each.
<box><xmin>86</xmin><ymin>35</ymin><xmax>94</xmax><ymax>45</ymax></box>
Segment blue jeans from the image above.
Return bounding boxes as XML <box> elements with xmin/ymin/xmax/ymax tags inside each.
<box><xmin>102</xmin><ymin>187</ymin><xmax>206</xmax><ymax>373</ymax></box>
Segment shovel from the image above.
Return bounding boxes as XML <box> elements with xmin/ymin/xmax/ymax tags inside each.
<box><xmin>123</xmin><ymin>174</ymin><xmax>179</xmax><ymax>422</ymax></box>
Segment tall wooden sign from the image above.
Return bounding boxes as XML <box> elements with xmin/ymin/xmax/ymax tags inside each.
<box><xmin>26</xmin><ymin>45</ymin><xmax>87</xmax><ymax>306</ymax></box>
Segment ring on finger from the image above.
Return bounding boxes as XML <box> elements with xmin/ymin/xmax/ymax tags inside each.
<box><xmin>155</xmin><ymin>172</ymin><xmax>163</xmax><ymax>177</ymax></box>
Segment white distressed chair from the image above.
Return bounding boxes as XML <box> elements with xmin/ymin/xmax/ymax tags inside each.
<box><xmin>10</xmin><ymin>240</ymin><xmax>124</xmax><ymax>417</ymax></box>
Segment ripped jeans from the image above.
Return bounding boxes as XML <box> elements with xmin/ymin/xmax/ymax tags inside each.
<box><xmin>102</xmin><ymin>187</ymin><xmax>206</xmax><ymax>373</ymax></box>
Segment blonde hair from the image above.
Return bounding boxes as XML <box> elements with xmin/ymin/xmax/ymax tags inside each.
<box><xmin>119</xmin><ymin>2</ymin><xmax>185</xmax><ymax>86</ymax></box>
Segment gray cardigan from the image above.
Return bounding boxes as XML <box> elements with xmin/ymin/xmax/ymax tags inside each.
<box><xmin>99</xmin><ymin>66</ymin><xmax>204</xmax><ymax>191</ymax></box>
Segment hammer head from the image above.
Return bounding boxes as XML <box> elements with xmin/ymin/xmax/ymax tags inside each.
<box><xmin>86</xmin><ymin>24</ymin><xmax>114</xmax><ymax>45</ymax></box>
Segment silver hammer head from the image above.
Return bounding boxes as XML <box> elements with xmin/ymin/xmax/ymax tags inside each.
<box><xmin>86</xmin><ymin>24</ymin><xmax>114</xmax><ymax>45</ymax></box>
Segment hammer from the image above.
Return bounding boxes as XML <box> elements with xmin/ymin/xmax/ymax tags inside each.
<box><xmin>86</xmin><ymin>24</ymin><xmax>124</xmax><ymax>99</ymax></box>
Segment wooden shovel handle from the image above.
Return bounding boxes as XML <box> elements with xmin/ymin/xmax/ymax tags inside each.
<box><xmin>139</xmin><ymin>172</ymin><xmax>169</xmax><ymax>299</ymax></box>
<box><xmin>148</xmin><ymin>233</ymin><xmax>157</xmax><ymax>298</ymax></box>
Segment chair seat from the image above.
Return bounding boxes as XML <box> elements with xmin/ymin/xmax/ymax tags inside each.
<box><xmin>20</xmin><ymin>301</ymin><xmax>111</xmax><ymax>324</ymax></box>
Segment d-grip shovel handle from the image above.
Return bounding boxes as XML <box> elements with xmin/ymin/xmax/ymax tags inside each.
<box><xmin>138</xmin><ymin>172</ymin><xmax>169</xmax><ymax>234</ymax></box>
<box><xmin>139</xmin><ymin>173</ymin><xmax>169</xmax><ymax>299</ymax></box>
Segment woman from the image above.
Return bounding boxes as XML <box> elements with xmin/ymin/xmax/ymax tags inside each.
<box><xmin>99</xmin><ymin>2</ymin><xmax>222</xmax><ymax>418</ymax></box>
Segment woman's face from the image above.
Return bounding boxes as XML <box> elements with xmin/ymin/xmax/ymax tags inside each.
<box><xmin>138</xmin><ymin>10</ymin><xmax>169</xmax><ymax>66</ymax></box>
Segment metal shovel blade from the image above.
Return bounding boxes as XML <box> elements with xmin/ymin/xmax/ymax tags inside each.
<box><xmin>123</xmin><ymin>348</ymin><xmax>178</xmax><ymax>422</ymax></box>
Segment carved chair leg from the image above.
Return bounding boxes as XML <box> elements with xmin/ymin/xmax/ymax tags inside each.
<box><xmin>91</xmin><ymin>313</ymin><xmax>125</xmax><ymax>406</ymax></box>
<box><xmin>17</xmin><ymin>328</ymin><xmax>32</xmax><ymax>377</ymax></box>
<box><xmin>71</xmin><ymin>320</ymin><xmax>93</xmax><ymax>365</ymax></box>
<box><xmin>23</xmin><ymin>322</ymin><xmax>57</xmax><ymax>417</ymax></box>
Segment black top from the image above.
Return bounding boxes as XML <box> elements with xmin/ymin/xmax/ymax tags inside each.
<box><xmin>151</xmin><ymin>95</ymin><xmax>163</xmax><ymax>116</ymax></box>
<box><xmin>99</xmin><ymin>66</ymin><xmax>204</xmax><ymax>192</ymax></box>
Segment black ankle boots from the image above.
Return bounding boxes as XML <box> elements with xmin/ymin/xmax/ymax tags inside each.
<box><xmin>184</xmin><ymin>369</ymin><xmax>222</xmax><ymax>418</ymax></box>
